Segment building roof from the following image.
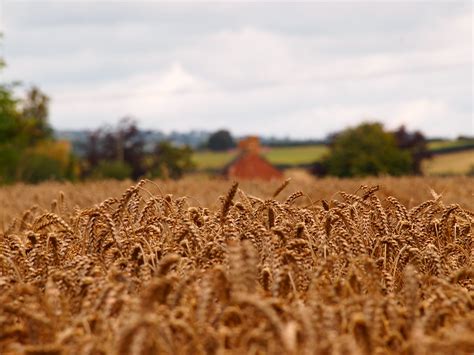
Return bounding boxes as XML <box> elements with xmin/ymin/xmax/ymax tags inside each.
<box><xmin>223</xmin><ymin>151</ymin><xmax>283</xmax><ymax>181</ymax></box>
<box><xmin>221</xmin><ymin>136</ymin><xmax>283</xmax><ymax>180</ymax></box>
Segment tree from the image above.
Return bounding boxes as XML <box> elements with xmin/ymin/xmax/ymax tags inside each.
<box><xmin>0</xmin><ymin>90</ymin><xmax>20</xmax><ymax>142</ymax></box>
<box><xmin>150</xmin><ymin>142</ymin><xmax>195</xmax><ymax>179</ymax></box>
<box><xmin>82</xmin><ymin>117</ymin><xmax>147</xmax><ymax>179</ymax></box>
<box><xmin>0</xmin><ymin>83</ymin><xmax>22</xmax><ymax>183</ymax></box>
<box><xmin>17</xmin><ymin>153</ymin><xmax>64</xmax><ymax>184</ymax></box>
<box><xmin>82</xmin><ymin>119</ymin><xmax>195</xmax><ymax>180</ymax></box>
<box><xmin>0</xmin><ymin>46</ymin><xmax>68</xmax><ymax>184</ymax></box>
<box><xmin>19</xmin><ymin>86</ymin><xmax>53</xmax><ymax>144</ymax></box>
<box><xmin>0</xmin><ymin>59</ymin><xmax>58</xmax><ymax>183</ymax></box>
<box><xmin>207</xmin><ymin>129</ymin><xmax>235</xmax><ymax>151</ymax></box>
<box><xmin>322</xmin><ymin>122</ymin><xmax>412</xmax><ymax>177</ymax></box>
<box><xmin>91</xmin><ymin>160</ymin><xmax>132</xmax><ymax>181</ymax></box>
<box><xmin>393</xmin><ymin>125</ymin><xmax>431</xmax><ymax>175</ymax></box>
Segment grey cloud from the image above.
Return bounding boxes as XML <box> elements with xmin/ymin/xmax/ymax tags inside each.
<box><xmin>2</xmin><ymin>0</ymin><xmax>472</xmax><ymax>138</ymax></box>
<box><xmin>7</xmin><ymin>1</ymin><xmax>468</xmax><ymax>33</ymax></box>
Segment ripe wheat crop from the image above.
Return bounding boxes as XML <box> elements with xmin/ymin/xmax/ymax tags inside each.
<box><xmin>0</xmin><ymin>176</ymin><xmax>473</xmax><ymax>354</ymax></box>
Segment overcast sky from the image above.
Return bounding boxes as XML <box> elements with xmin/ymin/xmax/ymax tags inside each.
<box><xmin>0</xmin><ymin>1</ymin><xmax>472</xmax><ymax>138</ymax></box>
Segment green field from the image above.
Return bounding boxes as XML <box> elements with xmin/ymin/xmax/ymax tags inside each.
<box><xmin>263</xmin><ymin>145</ymin><xmax>328</xmax><ymax>165</ymax></box>
<box><xmin>192</xmin><ymin>145</ymin><xmax>328</xmax><ymax>170</ymax></box>
<box><xmin>427</xmin><ymin>138</ymin><xmax>474</xmax><ymax>151</ymax></box>
<box><xmin>191</xmin><ymin>150</ymin><xmax>238</xmax><ymax>170</ymax></box>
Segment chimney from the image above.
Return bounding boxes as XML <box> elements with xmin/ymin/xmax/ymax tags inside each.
<box><xmin>238</xmin><ymin>136</ymin><xmax>261</xmax><ymax>154</ymax></box>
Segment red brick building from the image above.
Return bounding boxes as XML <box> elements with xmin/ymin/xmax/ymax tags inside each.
<box><xmin>223</xmin><ymin>137</ymin><xmax>283</xmax><ymax>181</ymax></box>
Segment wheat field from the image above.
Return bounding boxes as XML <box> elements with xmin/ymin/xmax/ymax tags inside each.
<box><xmin>0</xmin><ymin>174</ymin><xmax>473</xmax><ymax>354</ymax></box>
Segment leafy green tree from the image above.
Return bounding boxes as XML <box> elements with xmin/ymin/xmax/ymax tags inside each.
<box><xmin>393</xmin><ymin>125</ymin><xmax>431</xmax><ymax>175</ymax></box>
<box><xmin>322</xmin><ymin>122</ymin><xmax>412</xmax><ymax>177</ymax></box>
<box><xmin>17</xmin><ymin>153</ymin><xmax>64</xmax><ymax>184</ymax></box>
<box><xmin>19</xmin><ymin>86</ymin><xmax>53</xmax><ymax>144</ymax></box>
<box><xmin>0</xmin><ymin>61</ymin><xmax>22</xmax><ymax>183</ymax></box>
<box><xmin>0</xmin><ymin>145</ymin><xmax>21</xmax><ymax>183</ymax></box>
<box><xmin>0</xmin><ymin>92</ymin><xmax>20</xmax><ymax>141</ymax></box>
<box><xmin>151</xmin><ymin>142</ymin><xmax>195</xmax><ymax>179</ymax></box>
<box><xmin>0</xmin><ymin>51</ymin><xmax>69</xmax><ymax>183</ymax></box>
<box><xmin>0</xmin><ymin>85</ymin><xmax>51</xmax><ymax>147</ymax></box>
<box><xmin>0</xmin><ymin>86</ymin><xmax>65</xmax><ymax>184</ymax></box>
<box><xmin>207</xmin><ymin>129</ymin><xmax>235</xmax><ymax>151</ymax></box>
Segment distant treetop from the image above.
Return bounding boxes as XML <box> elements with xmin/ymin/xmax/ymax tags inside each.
<box><xmin>322</xmin><ymin>122</ymin><xmax>413</xmax><ymax>177</ymax></box>
<box><xmin>207</xmin><ymin>129</ymin><xmax>236</xmax><ymax>151</ymax></box>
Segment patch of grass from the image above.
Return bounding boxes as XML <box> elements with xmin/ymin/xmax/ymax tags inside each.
<box><xmin>263</xmin><ymin>145</ymin><xmax>328</xmax><ymax>165</ymax></box>
<box><xmin>192</xmin><ymin>150</ymin><xmax>237</xmax><ymax>170</ymax></box>
<box><xmin>422</xmin><ymin>150</ymin><xmax>474</xmax><ymax>175</ymax></box>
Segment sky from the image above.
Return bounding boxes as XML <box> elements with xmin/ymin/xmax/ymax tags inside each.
<box><xmin>0</xmin><ymin>1</ymin><xmax>472</xmax><ymax>139</ymax></box>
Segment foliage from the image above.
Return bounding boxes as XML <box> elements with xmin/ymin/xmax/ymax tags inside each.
<box><xmin>18</xmin><ymin>86</ymin><xmax>53</xmax><ymax>145</ymax></box>
<box><xmin>11</xmin><ymin>141</ymin><xmax>76</xmax><ymax>184</ymax></box>
<box><xmin>150</xmin><ymin>141</ymin><xmax>195</xmax><ymax>179</ymax></box>
<box><xmin>82</xmin><ymin>117</ymin><xmax>146</xmax><ymax>179</ymax></box>
<box><xmin>91</xmin><ymin>160</ymin><xmax>132</xmax><ymax>181</ymax></box>
<box><xmin>0</xmin><ymin>84</ymin><xmax>67</xmax><ymax>183</ymax></box>
<box><xmin>17</xmin><ymin>152</ymin><xmax>65</xmax><ymax>184</ymax></box>
<box><xmin>393</xmin><ymin>125</ymin><xmax>431</xmax><ymax>175</ymax></box>
<box><xmin>83</xmin><ymin>119</ymin><xmax>195</xmax><ymax>180</ymax></box>
<box><xmin>207</xmin><ymin>129</ymin><xmax>235</xmax><ymax>151</ymax></box>
<box><xmin>0</xmin><ymin>47</ymin><xmax>66</xmax><ymax>184</ymax></box>
<box><xmin>0</xmin><ymin>85</ymin><xmax>21</xmax><ymax>145</ymax></box>
<box><xmin>0</xmin><ymin>87</ymin><xmax>52</xmax><ymax>145</ymax></box>
<box><xmin>0</xmin><ymin>145</ymin><xmax>21</xmax><ymax>183</ymax></box>
<box><xmin>322</xmin><ymin>122</ymin><xmax>412</xmax><ymax>177</ymax></box>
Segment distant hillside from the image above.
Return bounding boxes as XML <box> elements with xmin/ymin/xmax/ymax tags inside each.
<box><xmin>427</xmin><ymin>137</ymin><xmax>474</xmax><ymax>154</ymax></box>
